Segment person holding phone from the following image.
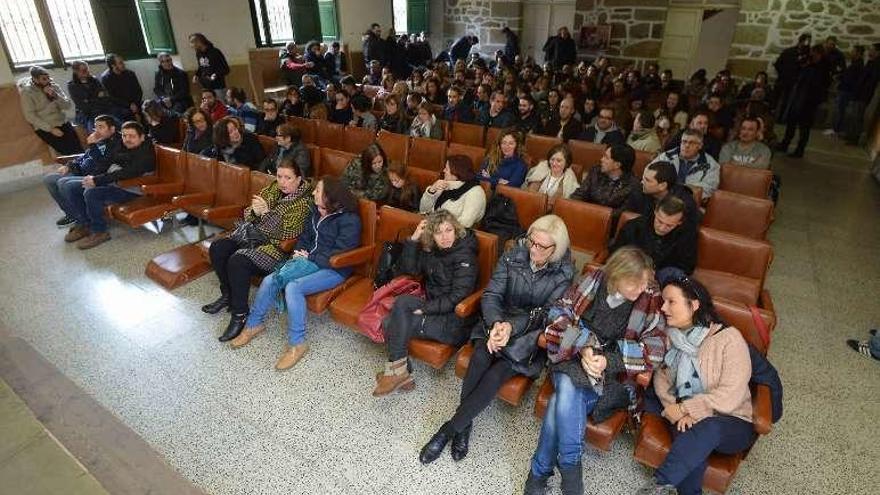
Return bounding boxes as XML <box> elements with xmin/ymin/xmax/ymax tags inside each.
<box><xmin>202</xmin><ymin>159</ymin><xmax>313</xmax><ymax>343</ymax></box>
<box><xmin>418</xmin><ymin>215</ymin><xmax>574</xmax><ymax>465</ymax></box>
<box><xmin>524</xmin><ymin>247</ymin><xmax>666</xmax><ymax>495</ymax></box>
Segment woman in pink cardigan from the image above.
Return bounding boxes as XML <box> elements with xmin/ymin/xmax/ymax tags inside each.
<box><xmin>637</xmin><ymin>277</ymin><xmax>755</xmax><ymax>495</ymax></box>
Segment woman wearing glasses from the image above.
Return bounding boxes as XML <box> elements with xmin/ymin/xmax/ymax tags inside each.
<box><xmin>419</xmin><ymin>215</ymin><xmax>575</xmax><ymax>465</ymax></box>
<box><xmin>523</xmin><ymin>247</ymin><xmax>667</xmax><ymax>495</ymax></box>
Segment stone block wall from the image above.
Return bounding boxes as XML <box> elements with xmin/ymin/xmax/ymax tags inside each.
<box><xmin>573</xmin><ymin>0</ymin><xmax>668</xmax><ymax>68</ymax></box>
<box><xmin>444</xmin><ymin>0</ymin><xmax>523</xmax><ymax>57</ymax></box>
<box><xmin>728</xmin><ymin>0</ymin><xmax>880</xmax><ymax>78</ymax></box>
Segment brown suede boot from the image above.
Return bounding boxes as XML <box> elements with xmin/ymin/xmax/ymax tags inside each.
<box><xmin>64</xmin><ymin>225</ymin><xmax>90</xmax><ymax>243</ymax></box>
<box><xmin>275</xmin><ymin>343</ymin><xmax>309</xmax><ymax>370</ymax></box>
<box><xmin>372</xmin><ymin>358</ymin><xmax>414</xmax><ymax>396</ymax></box>
<box><xmin>76</xmin><ymin>232</ymin><xmax>111</xmax><ymax>250</ymax></box>
<box><xmin>229</xmin><ymin>325</ymin><xmax>264</xmax><ymax>349</ymax></box>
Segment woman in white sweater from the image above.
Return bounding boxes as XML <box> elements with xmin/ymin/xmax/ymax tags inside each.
<box><xmin>419</xmin><ymin>155</ymin><xmax>486</xmax><ymax>228</ymax></box>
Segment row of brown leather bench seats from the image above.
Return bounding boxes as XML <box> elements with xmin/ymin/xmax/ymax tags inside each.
<box><xmin>121</xmin><ymin>145</ymin><xmax>775</xmax><ymax>316</ymax></box>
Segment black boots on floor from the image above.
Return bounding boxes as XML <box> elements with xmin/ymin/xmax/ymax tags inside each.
<box><xmin>219</xmin><ymin>313</ymin><xmax>247</xmax><ymax>342</ymax></box>
<box><xmin>201</xmin><ymin>295</ymin><xmax>229</xmax><ymax>314</ymax></box>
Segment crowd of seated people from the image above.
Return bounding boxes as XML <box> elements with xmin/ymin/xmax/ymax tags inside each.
<box><xmin>26</xmin><ymin>22</ymin><xmax>810</xmax><ymax>495</ymax></box>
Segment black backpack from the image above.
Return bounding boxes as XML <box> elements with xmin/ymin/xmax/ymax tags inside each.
<box><xmin>481</xmin><ymin>191</ymin><xmax>524</xmax><ymax>252</ymax></box>
<box><xmin>748</xmin><ymin>343</ymin><xmax>783</xmax><ymax>423</ymax></box>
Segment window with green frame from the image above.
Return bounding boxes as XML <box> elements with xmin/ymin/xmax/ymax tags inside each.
<box><xmin>248</xmin><ymin>0</ymin><xmax>339</xmax><ymax>46</ymax></box>
<box><xmin>0</xmin><ymin>0</ymin><xmax>175</xmax><ymax>69</ymax></box>
<box><xmin>391</xmin><ymin>0</ymin><xmax>428</xmax><ymax>35</ymax></box>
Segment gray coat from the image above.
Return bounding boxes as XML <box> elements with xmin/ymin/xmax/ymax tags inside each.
<box><xmin>18</xmin><ymin>78</ymin><xmax>72</xmax><ymax>132</ymax></box>
<box><xmin>472</xmin><ymin>242</ymin><xmax>575</xmax><ymax>377</ymax></box>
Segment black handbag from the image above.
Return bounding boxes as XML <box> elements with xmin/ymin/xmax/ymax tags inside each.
<box><xmin>498</xmin><ymin>306</ymin><xmax>549</xmax><ymax>364</ymax></box>
<box><xmin>373</xmin><ymin>228</ymin><xmax>413</xmax><ymax>289</ymax></box>
<box><xmin>229</xmin><ymin>220</ymin><xmax>270</xmax><ymax>249</ymax></box>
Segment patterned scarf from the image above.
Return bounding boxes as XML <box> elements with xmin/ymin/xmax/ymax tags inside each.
<box><xmin>664</xmin><ymin>325</ymin><xmax>710</xmax><ymax>400</ymax></box>
<box><xmin>545</xmin><ymin>269</ymin><xmax>667</xmax><ymax>376</ymax></box>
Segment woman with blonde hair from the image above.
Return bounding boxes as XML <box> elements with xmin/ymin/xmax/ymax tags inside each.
<box><xmin>479</xmin><ymin>129</ymin><xmax>528</xmax><ymax>187</ymax></box>
<box><xmin>420</xmin><ymin>215</ymin><xmax>575</xmax><ymax>465</ymax></box>
<box><xmin>524</xmin><ymin>246</ymin><xmax>666</xmax><ymax>495</ymax></box>
<box><xmin>522</xmin><ymin>143</ymin><xmax>580</xmax><ymax>209</ymax></box>
<box><xmin>373</xmin><ymin>210</ymin><xmax>480</xmax><ymax>396</ymax></box>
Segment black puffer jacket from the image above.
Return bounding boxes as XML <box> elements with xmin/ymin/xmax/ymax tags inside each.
<box><xmin>473</xmin><ymin>242</ymin><xmax>575</xmax><ymax>377</ymax></box>
<box><xmin>397</xmin><ymin>230</ymin><xmax>479</xmax><ymax>317</ymax></box>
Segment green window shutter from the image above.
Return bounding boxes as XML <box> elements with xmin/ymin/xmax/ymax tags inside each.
<box><xmin>135</xmin><ymin>0</ymin><xmax>176</xmax><ymax>54</ymax></box>
<box><xmin>407</xmin><ymin>0</ymin><xmax>428</xmax><ymax>34</ymax></box>
<box><xmin>318</xmin><ymin>0</ymin><xmax>338</xmax><ymax>41</ymax></box>
<box><xmin>90</xmin><ymin>0</ymin><xmax>147</xmax><ymax>59</ymax></box>
<box><xmin>289</xmin><ymin>0</ymin><xmax>322</xmax><ymax>44</ymax></box>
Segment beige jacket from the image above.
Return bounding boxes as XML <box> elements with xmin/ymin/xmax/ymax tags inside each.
<box><xmin>627</xmin><ymin>129</ymin><xmax>662</xmax><ymax>154</ymax></box>
<box><xmin>419</xmin><ymin>180</ymin><xmax>486</xmax><ymax>228</ymax></box>
<box><xmin>18</xmin><ymin>77</ymin><xmax>72</xmax><ymax>132</ymax></box>
<box><xmin>522</xmin><ymin>160</ymin><xmax>580</xmax><ymax>202</ymax></box>
<box><xmin>654</xmin><ymin>326</ymin><xmax>753</xmax><ymax>423</ymax></box>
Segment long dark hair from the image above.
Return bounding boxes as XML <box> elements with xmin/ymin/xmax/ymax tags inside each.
<box><xmin>320</xmin><ymin>176</ymin><xmax>359</xmax><ymax>213</ymax></box>
<box><xmin>212</xmin><ymin>116</ymin><xmax>242</xmax><ymax>148</ymax></box>
<box><xmin>359</xmin><ymin>143</ymin><xmax>387</xmax><ymax>178</ymax></box>
<box><xmin>663</xmin><ymin>277</ymin><xmax>726</xmax><ymax>328</ymax></box>
<box><xmin>184</xmin><ymin>107</ymin><xmax>212</xmax><ymax>134</ymax></box>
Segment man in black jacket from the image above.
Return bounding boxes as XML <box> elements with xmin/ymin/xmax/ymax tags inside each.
<box><xmin>611</xmin><ymin>195</ymin><xmax>697</xmax><ymax>283</ymax></box>
<box><xmin>777</xmin><ymin>44</ymin><xmax>832</xmax><ymax>158</ymax></box>
<box><xmin>772</xmin><ymin>33</ymin><xmax>811</xmax><ymax>119</ymax></box>
<box><xmin>153</xmin><ymin>53</ymin><xmax>193</xmax><ymax>115</ymax></box>
<box><xmin>539</xmin><ymin>97</ymin><xmax>581</xmax><ymax>142</ymax></box>
<box><xmin>362</xmin><ymin>23</ymin><xmax>385</xmax><ymax>69</ymax></box>
<box><xmin>450</xmin><ymin>35</ymin><xmax>479</xmax><ymax>64</ymax></box>
<box><xmin>847</xmin><ymin>43</ymin><xmax>880</xmax><ymax>145</ymax></box>
<box><xmin>67</xmin><ymin>61</ymin><xmax>116</xmax><ymax>132</ymax></box>
<box><xmin>625</xmin><ymin>160</ymin><xmax>699</xmax><ymax>224</ymax></box>
<box><xmin>544</xmin><ymin>27</ymin><xmax>577</xmax><ymax>69</ymax></box>
<box><xmin>62</xmin><ymin>121</ymin><xmax>156</xmax><ymax>249</ymax></box>
<box><xmin>100</xmin><ymin>54</ymin><xmax>143</xmax><ymax>123</ymax></box>
<box><xmin>578</xmin><ymin>106</ymin><xmax>625</xmax><ymax>145</ymax></box>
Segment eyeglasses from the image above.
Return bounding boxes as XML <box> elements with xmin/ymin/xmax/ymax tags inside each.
<box><xmin>526</xmin><ymin>237</ymin><xmax>555</xmax><ymax>251</ymax></box>
<box><xmin>681</xmin><ymin>139</ymin><xmax>702</xmax><ymax>146</ymax></box>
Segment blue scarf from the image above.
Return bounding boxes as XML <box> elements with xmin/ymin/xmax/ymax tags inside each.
<box><xmin>269</xmin><ymin>257</ymin><xmax>320</xmax><ymax>311</ymax></box>
<box><xmin>664</xmin><ymin>325</ymin><xmax>710</xmax><ymax>400</ymax></box>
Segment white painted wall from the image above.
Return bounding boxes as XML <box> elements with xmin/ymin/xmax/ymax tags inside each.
<box><xmin>336</xmin><ymin>0</ymin><xmax>393</xmax><ymax>49</ymax></box>
<box><xmin>692</xmin><ymin>8</ymin><xmax>740</xmax><ymax>76</ymax></box>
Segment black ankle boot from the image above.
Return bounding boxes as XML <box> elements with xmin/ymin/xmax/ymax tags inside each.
<box><xmin>201</xmin><ymin>294</ymin><xmax>229</xmax><ymax>314</ymax></box>
<box><xmin>559</xmin><ymin>463</ymin><xmax>584</xmax><ymax>495</ymax></box>
<box><xmin>450</xmin><ymin>423</ymin><xmax>471</xmax><ymax>461</ymax></box>
<box><xmin>523</xmin><ymin>469</ymin><xmax>550</xmax><ymax>495</ymax></box>
<box><xmin>419</xmin><ymin>423</ymin><xmax>452</xmax><ymax>464</ymax></box>
<box><xmin>219</xmin><ymin>313</ymin><xmax>247</xmax><ymax>342</ymax></box>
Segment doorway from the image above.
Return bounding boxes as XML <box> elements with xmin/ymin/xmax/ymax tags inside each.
<box><xmin>658</xmin><ymin>6</ymin><xmax>740</xmax><ymax>80</ymax></box>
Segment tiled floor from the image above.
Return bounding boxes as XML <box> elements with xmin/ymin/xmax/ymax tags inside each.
<box><xmin>0</xmin><ymin>133</ymin><xmax>878</xmax><ymax>494</ymax></box>
<box><xmin>0</xmin><ymin>378</ymin><xmax>108</xmax><ymax>495</ymax></box>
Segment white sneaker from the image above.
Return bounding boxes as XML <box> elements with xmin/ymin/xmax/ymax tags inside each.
<box><xmin>822</xmin><ymin>128</ymin><xmax>836</xmax><ymax>136</ymax></box>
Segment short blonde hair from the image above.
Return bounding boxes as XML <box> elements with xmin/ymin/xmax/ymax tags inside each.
<box><xmin>420</xmin><ymin>210</ymin><xmax>467</xmax><ymax>250</ymax></box>
<box><xmin>604</xmin><ymin>246</ymin><xmax>654</xmax><ymax>293</ymax></box>
<box><xmin>527</xmin><ymin>214</ymin><xmax>570</xmax><ymax>263</ymax></box>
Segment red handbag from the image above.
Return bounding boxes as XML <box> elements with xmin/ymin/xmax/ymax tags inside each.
<box><xmin>357</xmin><ymin>276</ymin><xmax>425</xmax><ymax>343</ymax></box>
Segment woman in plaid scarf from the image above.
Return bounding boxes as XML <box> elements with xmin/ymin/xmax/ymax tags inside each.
<box><xmin>524</xmin><ymin>246</ymin><xmax>667</xmax><ymax>495</ymax></box>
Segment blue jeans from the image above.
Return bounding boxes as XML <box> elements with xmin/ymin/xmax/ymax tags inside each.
<box><xmin>654</xmin><ymin>415</ymin><xmax>755</xmax><ymax>495</ymax></box>
<box><xmin>43</xmin><ymin>173</ymin><xmax>82</xmax><ymax>213</ymax></box>
<box><xmin>246</xmin><ymin>269</ymin><xmax>345</xmax><ymax>345</ymax></box>
<box><xmin>60</xmin><ymin>181</ymin><xmax>138</xmax><ymax>233</ymax></box>
<box><xmin>870</xmin><ymin>332</ymin><xmax>880</xmax><ymax>359</ymax></box>
<box><xmin>530</xmin><ymin>372</ymin><xmax>599</xmax><ymax>478</ymax></box>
